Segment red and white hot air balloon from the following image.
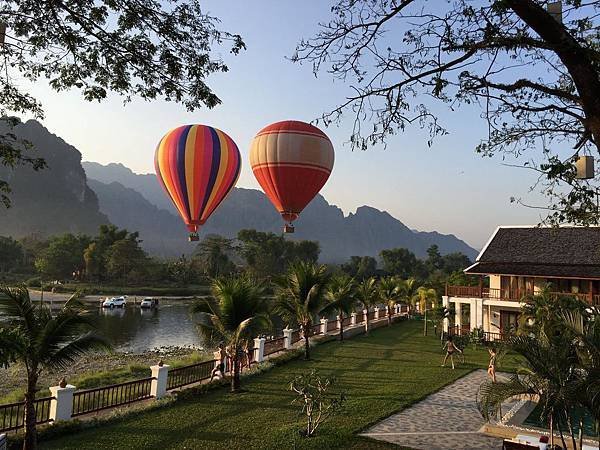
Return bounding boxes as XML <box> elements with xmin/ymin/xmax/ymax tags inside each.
<box><xmin>250</xmin><ymin>120</ymin><xmax>334</xmax><ymax>232</ymax></box>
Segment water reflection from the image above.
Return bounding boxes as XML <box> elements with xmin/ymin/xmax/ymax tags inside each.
<box><xmin>90</xmin><ymin>302</ymin><xmax>203</xmax><ymax>353</ymax></box>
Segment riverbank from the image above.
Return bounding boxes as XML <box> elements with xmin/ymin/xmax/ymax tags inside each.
<box><xmin>0</xmin><ymin>346</ymin><xmax>208</xmax><ymax>403</ymax></box>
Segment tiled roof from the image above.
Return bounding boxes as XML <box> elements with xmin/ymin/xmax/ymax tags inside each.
<box><xmin>465</xmin><ymin>226</ymin><xmax>600</xmax><ymax>278</ymax></box>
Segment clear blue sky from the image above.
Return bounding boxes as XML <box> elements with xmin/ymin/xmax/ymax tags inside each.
<box><xmin>26</xmin><ymin>0</ymin><xmax>547</xmax><ymax>249</ymax></box>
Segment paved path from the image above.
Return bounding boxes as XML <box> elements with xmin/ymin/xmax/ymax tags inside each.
<box><xmin>362</xmin><ymin>370</ymin><xmax>510</xmax><ymax>450</ymax></box>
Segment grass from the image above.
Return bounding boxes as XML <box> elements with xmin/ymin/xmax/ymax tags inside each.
<box><xmin>39</xmin><ymin>321</ymin><xmax>521</xmax><ymax>450</ymax></box>
<box><xmin>38</xmin><ymin>282</ymin><xmax>211</xmax><ymax>297</ymax></box>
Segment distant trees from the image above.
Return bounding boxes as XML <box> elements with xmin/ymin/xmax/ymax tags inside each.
<box><xmin>34</xmin><ymin>234</ymin><xmax>90</xmax><ymax>280</ymax></box>
<box><xmin>237</xmin><ymin>229</ymin><xmax>320</xmax><ymax>278</ymax></box>
<box><xmin>340</xmin><ymin>256</ymin><xmax>377</xmax><ymax>280</ymax></box>
<box><xmin>0</xmin><ymin>236</ymin><xmax>23</xmax><ymax>272</ymax></box>
<box><xmin>380</xmin><ymin>248</ymin><xmax>424</xmax><ymax>279</ymax></box>
<box><xmin>192</xmin><ymin>235</ymin><xmax>236</xmax><ymax>278</ymax></box>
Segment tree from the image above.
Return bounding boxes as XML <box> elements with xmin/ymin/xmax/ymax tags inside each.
<box><xmin>321</xmin><ymin>275</ymin><xmax>356</xmax><ymax>341</ymax></box>
<box><xmin>340</xmin><ymin>256</ymin><xmax>377</xmax><ymax>280</ymax></box>
<box><xmin>441</xmin><ymin>253</ymin><xmax>472</xmax><ymax>274</ymax></box>
<box><xmin>397</xmin><ymin>278</ymin><xmax>421</xmax><ymax>315</ymax></box>
<box><xmin>193</xmin><ymin>235</ymin><xmax>236</xmax><ymax>278</ymax></box>
<box><xmin>294</xmin><ymin>0</ymin><xmax>600</xmax><ymax>225</ymax></box>
<box><xmin>380</xmin><ymin>248</ymin><xmax>422</xmax><ymax>279</ymax></box>
<box><xmin>274</xmin><ymin>261</ymin><xmax>330</xmax><ymax>360</ymax></box>
<box><xmin>191</xmin><ymin>276</ymin><xmax>270</xmax><ymax>393</ymax></box>
<box><xmin>378</xmin><ymin>276</ymin><xmax>400</xmax><ymax>326</ymax></box>
<box><xmin>237</xmin><ymin>229</ymin><xmax>320</xmax><ymax>278</ymax></box>
<box><xmin>354</xmin><ymin>277</ymin><xmax>379</xmax><ymax>336</ymax></box>
<box><xmin>0</xmin><ymin>0</ymin><xmax>244</xmax><ymax>207</ymax></box>
<box><xmin>0</xmin><ymin>286</ymin><xmax>109</xmax><ymax>449</ymax></box>
<box><xmin>104</xmin><ymin>234</ymin><xmax>147</xmax><ymax>282</ymax></box>
<box><xmin>34</xmin><ymin>234</ymin><xmax>90</xmax><ymax>280</ymax></box>
<box><xmin>0</xmin><ymin>236</ymin><xmax>22</xmax><ymax>272</ymax></box>
<box><xmin>83</xmin><ymin>225</ymin><xmax>138</xmax><ymax>281</ymax></box>
<box><xmin>166</xmin><ymin>255</ymin><xmax>197</xmax><ymax>285</ymax></box>
<box><xmin>425</xmin><ymin>245</ymin><xmax>443</xmax><ymax>273</ymax></box>
<box><xmin>414</xmin><ymin>287</ymin><xmax>439</xmax><ymax>336</ymax></box>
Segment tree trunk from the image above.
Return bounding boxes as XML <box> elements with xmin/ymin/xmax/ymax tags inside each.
<box><xmin>423</xmin><ymin>309</ymin><xmax>428</xmax><ymax>336</ymax></box>
<box><xmin>339</xmin><ymin>315</ymin><xmax>344</xmax><ymax>341</ymax></box>
<box><xmin>23</xmin><ymin>373</ymin><xmax>38</xmax><ymax>450</ymax></box>
<box><xmin>303</xmin><ymin>325</ymin><xmax>310</xmax><ymax>360</ymax></box>
<box><xmin>231</xmin><ymin>352</ymin><xmax>240</xmax><ymax>393</ymax></box>
<box><xmin>365</xmin><ymin>316</ymin><xmax>370</xmax><ymax>336</ymax></box>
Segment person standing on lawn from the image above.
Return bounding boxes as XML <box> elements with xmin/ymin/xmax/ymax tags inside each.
<box><xmin>441</xmin><ymin>335</ymin><xmax>463</xmax><ymax>369</ymax></box>
<box><xmin>487</xmin><ymin>347</ymin><xmax>497</xmax><ymax>382</ymax></box>
<box><xmin>210</xmin><ymin>343</ymin><xmax>227</xmax><ymax>381</ymax></box>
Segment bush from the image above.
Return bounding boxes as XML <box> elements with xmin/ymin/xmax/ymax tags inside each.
<box><xmin>25</xmin><ymin>277</ymin><xmax>41</xmax><ymax>288</ymax></box>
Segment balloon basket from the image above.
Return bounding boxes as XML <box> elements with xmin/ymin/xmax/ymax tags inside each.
<box><xmin>188</xmin><ymin>233</ymin><xmax>199</xmax><ymax>242</ymax></box>
<box><xmin>283</xmin><ymin>224</ymin><xmax>295</xmax><ymax>234</ymax></box>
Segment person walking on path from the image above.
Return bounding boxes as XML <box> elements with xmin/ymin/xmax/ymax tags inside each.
<box><xmin>210</xmin><ymin>343</ymin><xmax>227</xmax><ymax>381</ymax></box>
<box><xmin>487</xmin><ymin>347</ymin><xmax>497</xmax><ymax>382</ymax></box>
<box><xmin>441</xmin><ymin>335</ymin><xmax>463</xmax><ymax>369</ymax></box>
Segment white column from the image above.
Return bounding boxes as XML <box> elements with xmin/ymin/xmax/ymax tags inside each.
<box><xmin>49</xmin><ymin>384</ymin><xmax>76</xmax><ymax>422</ymax></box>
<box><xmin>150</xmin><ymin>364</ymin><xmax>170</xmax><ymax>399</ymax></box>
<box><xmin>455</xmin><ymin>302</ymin><xmax>462</xmax><ymax>332</ymax></box>
<box><xmin>0</xmin><ymin>433</ymin><xmax>6</xmax><ymax>450</ymax></box>
<box><xmin>374</xmin><ymin>307</ymin><xmax>380</xmax><ymax>320</ymax></box>
<box><xmin>469</xmin><ymin>299</ymin><xmax>478</xmax><ymax>331</ymax></box>
<box><xmin>363</xmin><ymin>309</ymin><xmax>368</xmax><ymax>324</ymax></box>
<box><xmin>283</xmin><ymin>328</ymin><xmax>293</xmax><ymax>349</ymax></box>
<box><xmin>350</xmin><ymin>312</ymin><xmax>357</xmax><ymax>326</ymax></box>
<box><xmin>336</xmin><ymin>315</ymin><xmax>342</xmax><ymax>330</ymax></box>
<box><xmin>474</xmin><ymin>299</ymin><xmax>484</xmax><ymax>329</ymax></box>
<box><xmin>253</xmin><ymin>337</ymin><xmax>265</xmax><ymax>363</ymax></box>
<box><xmin>385</xmin><ymin>306</ymin><xmax>390</xmax><ymax>318</ymax></box>
<box><xmin>320</xmin><ymin>317</ymin><xmax>328</xmax><ymax>334</ymax></box>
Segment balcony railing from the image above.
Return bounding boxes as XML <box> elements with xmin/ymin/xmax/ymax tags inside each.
<box><xmin>446</xmin><ymin>285</ymin><xmax>598</xmax><ymax>304</ymax></box>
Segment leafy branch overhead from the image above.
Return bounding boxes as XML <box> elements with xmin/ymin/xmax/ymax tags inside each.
<box><xmin>0</xmin><ymin>0</ymin><xmax>245</xmax><ymax>206</ymax></box>
<box><xmin>294</xmin><ymin>0</ymin><xmax>600</xmax><ymax>225</ymax></box>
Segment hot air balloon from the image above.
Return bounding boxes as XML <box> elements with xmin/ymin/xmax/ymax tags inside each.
<box><xmin>155</xmin><ymin>125</ymin><xmax>241</xmax><ymax>241</ymax></box>
<box><xmin>250</xmin><ymin>120</ymin><xmax>334</xmax><ymax>233</ymax></box>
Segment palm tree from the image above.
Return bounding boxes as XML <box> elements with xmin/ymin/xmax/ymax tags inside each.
<box><xmin>354</xmin><ymin>277</ymin><xmax>379</xmax><ymax>336</ymax></box>
<box><xmin>414</xmin><ymin>286</ymin><xmax>438</xmax><ymax>336</ymax></box>
<box><xmin>398</xmin><ymin>277</ymin><xmax>420</xmax><ymax>316</ymax></box>
<box><xmin>274</xmin><ymin>261</ymin><xmax>330</xmax><ymax>360</ymax></box>
<box><xmin>477</xmin><ymin>333</ymin><xmax>582</xmax><ymax>450</ymax></box>
<box><xmin>321</xmin><ymin>275</ymin><xmax>356</xmax><ymax>341</ymax></box>
<box><xmin>0</xmin><ymin>286</ymin><xmax>110</xmax><ymax>450</ymax></box>
<box><xmin>378</xmin><ymin>276</ymin><xmax>400</xmax><ymax>326</ymax></box>
<box><xmin>192</xmin><ymin>276</ymin><xmax>271</xmax><ymax>393</ymax></box>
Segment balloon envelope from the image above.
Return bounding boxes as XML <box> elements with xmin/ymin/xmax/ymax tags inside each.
<box><xmin>249</xmin><ymin>120</ymin><xmax>334</xmax><ymax>225</ymax></box>
<box><xmin>155</xmin><ymin>124</ymin><xmax>241</xmax><ymax>234</ymax></box>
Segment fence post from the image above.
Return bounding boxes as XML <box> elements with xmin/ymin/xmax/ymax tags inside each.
<box><xmin>320</xmin><ymin>317</ymin><xmax>328</xmax><ymax>334</ymax></box>
<box><xmin>0</xmin><ymin>433</ymin><xmax>5</xmax><ymax>450</ymax></box>
<box><xmin>374</xmin><ymin>306</ymin><xmax>380</xmax><ymax>320</ymax></box>
<box><xmin>363</xmin><ymin>309</ymin><xmax>368</xmax><ymax>324</ymax></box>
<box><xmin>351</xmin><ymin>312</ymin><xmax>357</xmax><ymax>326</ymax></box>
<box><xmin>49</xmin><ymin>382</ymin><xmax>76</xmax><ymax>422</ymax></box>
<box><xmin>150</xmin><ymin>363</ymin><xmax>170</xmax><ymax>399</ymax></box>
<box><xmin>253</xmin><ymin>337</ymin><xmax>266</xmax><ymax>363</ymax></box>
<box><xmin>283</xmin><ymin>328</ymin><xmax>293</xmax><ymax>349</ymax></box>
<box><xmin>336</xmin><ymin>315</ymin><xmax>342</xmax><ymax>330</ymax></box>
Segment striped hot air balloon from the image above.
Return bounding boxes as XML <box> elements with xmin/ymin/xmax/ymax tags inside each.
<box><xmin>250</xmin><ymin>120</ymin><xmax>334</xmax><ymax>233</ymax></box>
<box><xmin>155</xmin><ymin>125</ymin><xmax>241</xmax><ymax>241</ymax></box>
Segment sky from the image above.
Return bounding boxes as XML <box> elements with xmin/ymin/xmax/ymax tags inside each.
<box><xmin>24</xmin><ymin>0</ymin><xmax>549</xmax><ymax>250</ymax></box>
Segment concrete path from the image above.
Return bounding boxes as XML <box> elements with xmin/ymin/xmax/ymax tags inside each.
<box><xmin>362</xmin><ymin>370</ymin><xmax>510</xmax><ymax>450</ymax></box>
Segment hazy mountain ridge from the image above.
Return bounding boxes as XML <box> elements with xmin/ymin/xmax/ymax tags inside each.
<box><xmin>85</xmin><ymin>163</ymin><xmax>478</xmax><ymax>262</ymax></box>
<box><xmin>0</xmin><ymin>120</ymin><xmax>109</xmax><ymax>237</ymax></box>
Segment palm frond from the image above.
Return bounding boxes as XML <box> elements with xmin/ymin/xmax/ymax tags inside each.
<box><xmin>44</xmin><ymin>332</ymin><xmax>111</xmax><ymax>371</ymax></box>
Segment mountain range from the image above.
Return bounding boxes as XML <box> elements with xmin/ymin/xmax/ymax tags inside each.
<box><xmin>0</xmin><ymin>119</ymin><xmax>478</xmax><ymax>262</ymax></box>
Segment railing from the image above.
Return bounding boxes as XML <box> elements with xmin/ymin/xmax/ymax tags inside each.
<box><xmin>0</xmin><ymin>397</ymin><xmax>54</xmax><ymax>433</ymax></box>
<box><xmin>310</xmin><ymin>323</ymin><xmax>322</xmax><ymax>336</ymax></box>
<box><xmin>291</xmin><ymin>329</ymin><xmax>301</xmax><ymax>344</ymax></box>
<box><xmin>264</xmin><ymin>336</ymin><xmax>286</xmax><ymax>356</ymax></box>
<box><xmin>72</xmin><ymin>378</ymin><xmax>154</xmax><ymax>417</ymax></box>
<box><xmin>327</xmin><ymin>320</ymin><xmax>338</xmax><ymax>332</ymax></box>
<box><xmin>447</xmin><ymin>285</ymin><xmax>598</xmax><ymax>304</ymax></box>
<box><xmin>355</xmin><ymin>313</ymin><xmax>364</xmax><ymax>324</ymax></box>
<box><xmin>166</xmin><ymin>360</ymin><xmax>216</xmax><ymax>391</ymax></box>
<box><xmin>342</xmin><ymin>317</ymin><xmax>352</xmax><ymax>327</ymax></box>
<box><xmin>368</xmin><ymin>311</ymin><xmax>375</xmax><ymax>320</ymax></box>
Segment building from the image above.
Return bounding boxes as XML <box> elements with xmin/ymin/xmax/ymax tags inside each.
<box><xmin>442</xmin><ymin>226</ymin><xmax>600</xmax><ymax>338</ymax></box>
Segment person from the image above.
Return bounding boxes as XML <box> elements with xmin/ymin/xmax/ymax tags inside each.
<box><xmin>210</xmin><ymin>343</ymin><xmax>227</xmax><ymax>381</ymax></box>
<box><xmin>487</xmin><ymin>347</ymin><xmax>497</xmax><ymax>382</ymax></box>
<box><xmin>441</xmin><ymin>335</ymin><xmax>463</xmax><ymax>369</ymax></box>
<box><xmin>243</xmin><ymin>341</ymin><xmax>253</xmax><ymax>369</ymax></box>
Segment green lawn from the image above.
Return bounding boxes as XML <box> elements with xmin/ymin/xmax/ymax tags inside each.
<box><xmin>40</xmin><ymin>321</ymin><xmax>521</xmax><ymax>450</ymax></box>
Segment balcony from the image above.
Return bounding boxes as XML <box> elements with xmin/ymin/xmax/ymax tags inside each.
<box><xmin>446</xmin><ymin>285</ymin><xmax>600</xmax><ymax>305</ymax></box>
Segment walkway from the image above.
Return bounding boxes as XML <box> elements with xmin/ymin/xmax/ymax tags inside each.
<box><xmin>362</xmin><ymin>370</ymin><xmax>510</xmax><ymax>450</ymax></box>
